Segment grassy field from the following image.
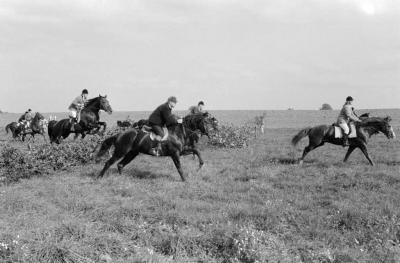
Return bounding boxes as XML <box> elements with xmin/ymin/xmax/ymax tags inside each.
<box><xmin>0</xmin><ymin>109</ymin><xmax>399</xmax><ymax>262</ymax></box>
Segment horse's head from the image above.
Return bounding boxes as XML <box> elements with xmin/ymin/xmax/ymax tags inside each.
<box><xmin>205</xmin><ymin>114</ymin><xmax>219</xmax><ymax>131</ymax></box>
<box><xmin>383</xmin><ymin>116</ymin><xmax>396</xmax><ymax>139</ymax></box>
<box><xmin>99</xmin><ymin>95</ymin><xmax>113</xmax><ymax>114</ymax></box>
<box><xmin>34</xmin><ymin>112</ymin><xmax>45</xmax><ymax>120</ymax></box>
<box><xmin>361</xmin><ymin>116</ymin><xmax>395</xmax><ymax>139</ymax></box>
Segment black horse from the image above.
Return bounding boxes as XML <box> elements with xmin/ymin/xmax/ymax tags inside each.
<box><xmin>5</xmin><ymin>113</ymin><xmax>47</xmax><ymax>142</ymax></box>
<box><xmin>95</xmin><ymin>115</ymin><xmax>212</xmax><ymax>181</ymax></box>
<box><xmin>292</xmin><ymin>114</ymin><xmax>396</xmax><ymax>165</ymax></box>
<box><xmin>48</xmin><ymin>95</ymin><xmax>112</xmax><ymax>144</ymax></box>
<box><xmin>183</xmin><ymin>112</ymin><xmax>218</xmax><ymax>138</ymax></box>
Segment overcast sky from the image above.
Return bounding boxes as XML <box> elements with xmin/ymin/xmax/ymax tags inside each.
<box><xmin>0</xmin><ymin>0</ymin><xmax>399</xmax><ymax>112</ymax></box>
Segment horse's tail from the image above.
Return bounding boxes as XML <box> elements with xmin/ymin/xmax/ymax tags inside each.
<box><xmin>292</xmin><ymin>127</ymin><xmax>312</xmax><ymax>147</ymax></box>
<box><xmin>95</xmin><ymin>134</ymin><xmax>119</xmax><ymax>160</ymax></box>
<box><xmin>5</xmin><ymin>124</ymin><xmax>10</xmax><ymax>134</ymax></box>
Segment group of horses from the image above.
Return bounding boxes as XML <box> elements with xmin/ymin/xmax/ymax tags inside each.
<box><xmin>3</xmin><ymin>96</ymin><xmax>397</xmax><ymax>180</ymax></box>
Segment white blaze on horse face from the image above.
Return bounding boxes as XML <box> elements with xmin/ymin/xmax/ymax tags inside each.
<box><xmin>390</xmin><ymin>126</ymin><xmax>396</xmax><ymax>138</ymax></box>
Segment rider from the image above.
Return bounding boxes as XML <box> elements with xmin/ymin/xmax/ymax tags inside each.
<box><xmin>148</xmin><ymin>96</ymin><xmax>182</xmax><ymax>156</ymax></box>
<box><xmin>68</xmin><ymin>89</ymin><xmax>88</xmax><ymax>131</ymax></box>
<box><xmin>337</xmin><ymin>96</ymin><xmax>361</xmax><ymax>147</ymax></box>
<box><xmin>18</xmin><ymin>109</ymin><xmax>33</xmax><ymax>129</ymax></box>
<box><xmin>189</xmin><ymin>101</ymin><xmax>205</xmax><ymax>115</ymax></box>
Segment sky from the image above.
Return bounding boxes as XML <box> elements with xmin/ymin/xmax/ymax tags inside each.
<box><xmin>0</xmin><ymin>0</ymin><xmax>399</xmax><ymax>112</ymax></box>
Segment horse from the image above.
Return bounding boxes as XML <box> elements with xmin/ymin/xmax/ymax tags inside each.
<box><xmin>117</xmin><ymin>120</ymin><xmax>134</xmax><ymax>129</ymax></box>
<box><xmin>6</xmin><ymin>113</ymin><xmax>47</xmax><ymax>142</ymax></box>
<box><xmin>95</xmin><ymin>115</ymin><xmax>212</xmax><ymax>181</ymax></box>
<box><xmin>5</xmin><ymin>122</ymin><xmax>20</xmax><ymax>139</ymax></box>
<box><xmin>291</xmin><ymin>114</ymin><xmax>396</xmax><ymax>165</ymax></box>
<box><xmin>48</xmin><ymin>95</ymin><xmax>112</xmax><ymax>144</ymax></box>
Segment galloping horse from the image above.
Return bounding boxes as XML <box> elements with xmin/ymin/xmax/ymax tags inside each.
<box><xmin>183</xmin><ymin>112</ymin><xmax>218</xmax><ymax>138</ymax></box>
<box><xmin>291</xmin><ymin>114</ymin><xmax>396</xmax><ymax>165</ymax></box>
<box><xmin>48</xmin><ymin>95</ymin><xmax>112</xmax><ymax>144</ymax></box>
<box><xmin>5</xmin><ymin>112</ymin><xmax>47</xmax><ymax>142</ymax></box>
<box><xmin>95</xmin><ymin>115</ymin><xmax>213</xmax><ymax>181</ymax></box>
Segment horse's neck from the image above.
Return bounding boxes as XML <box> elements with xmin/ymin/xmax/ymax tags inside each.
<box><xmin>357</xmin><ymin>123</ymin><xmax>379</xmax><ymax>139</ymax></box>
<box><xmin>84</xmin><ymin>100</ymin><xmax>100</xmax><ymax>113</ymax></box>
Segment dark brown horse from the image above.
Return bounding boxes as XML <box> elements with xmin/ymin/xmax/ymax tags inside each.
<box><xmin>48</xmin><ymin>95</ymin><xmax>112</xmax><ymax>143</ymax></box>
<box><xmin>95</xmin><ymin>116</ymin><xmax>211</xmax><ymax>181</ymax></box>
<box><xmin>292</xmin><ymin>114</ymin><xmax>396</xmax><ymax>165</ymax></box>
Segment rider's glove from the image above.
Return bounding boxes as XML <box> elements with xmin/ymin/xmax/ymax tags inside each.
<box><xmin>177</xmin><ymin>118</ymin><xmax>183</xmax><ymax>124</ymax></box>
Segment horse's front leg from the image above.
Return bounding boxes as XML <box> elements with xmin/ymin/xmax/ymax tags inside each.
<box><xmin>171</xmin><ymin>151</ymin><xmax>186</xmax><ymax>182</ymax></box>
<box><xmin>182</xmin><ymin>147</ymin><xmax>204</xmax><ymax>170</ymax></box>
<box><xmin>98</xmin><ymin>122</ymin><xmax>107</xmax><ymax>134</ymax></box>
<box><xmin>359</xmin><ymin>143</ymin><xmax>374</xmax><ymax>166</ymax></box>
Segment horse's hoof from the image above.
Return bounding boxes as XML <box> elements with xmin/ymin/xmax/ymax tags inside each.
<box><xmin>198</xmin><ymin>163</ymin><xmax>204</xmax><ymax>171</ymax></box>
<box><xmin>180</xmin><ymin>174</ymin><xmax>187</xmax><ymax>182</ymax></box>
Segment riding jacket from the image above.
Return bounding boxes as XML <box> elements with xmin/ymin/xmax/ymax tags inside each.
<box><xmin>337</xmin><ymin>103</ymin><xmax>361</xmax><ymax>124</ymax></box>
<box><xmin>149</xmin><ymin>102</ymin><xmax>178</xmax><ymax>127</ymax></box>
<box><xmin>69</xmin><ymin>95</ymin><xmax>87</xmax><ymax>111</ymax></box>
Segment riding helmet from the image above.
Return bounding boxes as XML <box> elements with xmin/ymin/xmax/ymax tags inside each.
<box><xmin>346</xmin><ymin>96</ymin><xmax>353</xmax><ymax>102</ymax></box>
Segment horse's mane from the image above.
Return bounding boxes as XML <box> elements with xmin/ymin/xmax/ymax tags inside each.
<box><xmin>85</xmin><ymin>96</ymin><xmax>101</xmax><ymax>107</ymax></box>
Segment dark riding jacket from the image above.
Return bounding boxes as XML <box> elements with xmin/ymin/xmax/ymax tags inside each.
<box><xmin>149</xmin><ymin>102</ymin><xmax>177</xmax><ymax>127</ymax></box>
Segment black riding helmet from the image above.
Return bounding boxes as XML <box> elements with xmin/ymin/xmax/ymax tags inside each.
<box><xmin>82</xmin><ymin>89</ymin><xmax>88</xmax><ymax>94</ymax></box>
<box><xmin>346</xmin><ymin>96</ymin><xmax>353</xmax><ymax>102</ymax></box>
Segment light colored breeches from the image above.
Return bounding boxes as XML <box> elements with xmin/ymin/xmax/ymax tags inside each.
<box><xmin>338</xmin><ymin>122</ymin><xmax>350</xmax><ymax>135</ymax></box>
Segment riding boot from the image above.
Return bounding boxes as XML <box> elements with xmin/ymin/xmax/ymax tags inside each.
<box><xmin>70</xmin><ymin>118</ymin><xmax>76</xmax><ymax>132</ymax></box>
<box><xmin>343</xmin><ymin>133</ymin><xmax>350</xmax><ymax>147</ymax></box>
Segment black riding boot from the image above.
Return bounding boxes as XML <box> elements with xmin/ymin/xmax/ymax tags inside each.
<box><xmin>70</xmin><ymin>118</ymin><xmax>77</xmax><ymax>132</ymax></box>
<box><xmin>343</xmin><ymin>133</ymin><xmax>349</xmax><ymax>147</ymax></box>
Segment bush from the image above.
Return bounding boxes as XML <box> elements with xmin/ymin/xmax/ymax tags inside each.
<box><xmin>208</xmin><ymin>124</ymin><xmax>254</xmax><ymax>148</ymax></box>
<box><xmin>0</xmin><ymin>128</ymin><xmax>122</xmax><ymax>184</ymax></box>
<box><xmin>320</xmin><ymin>103</ymin><xmax>333</xmax><ymax>110</ymax></box>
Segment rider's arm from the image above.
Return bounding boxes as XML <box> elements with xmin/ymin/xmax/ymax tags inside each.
<box><xmin>345</xmin><ymin>106</ymin><xmax>361</xmax><ymax>122</ymax></box>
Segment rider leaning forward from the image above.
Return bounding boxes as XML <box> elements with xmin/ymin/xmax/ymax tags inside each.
<box><xmin>148</xmin><ymin>96</ymin><xmax>183</xmax><ymax>156</ymax></box>
<box><xmin>68</xmin><ymin>89</ymin><xmax>88</xmax><ymax>131</ymax></box>
<box><xmin>336</xmin><ymin>96</ymin><xmax>361</xmax><ymax>147</ymax></box>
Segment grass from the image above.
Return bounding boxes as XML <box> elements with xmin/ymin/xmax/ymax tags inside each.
<box><xmin>0</xmin><ymin>110</ymin><xmax>399</xmax><ymax>262</ymax></box>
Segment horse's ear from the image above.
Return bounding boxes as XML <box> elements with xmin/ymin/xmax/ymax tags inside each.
<box><xmin>104</xmin><ymin>95</ymin><xmax>107</xmax><ymax>98</ymax></box>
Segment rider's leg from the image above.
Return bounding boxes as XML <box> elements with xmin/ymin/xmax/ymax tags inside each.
<box><xmin>339</xmin><ymin>122</ymin><xmax>350</xmax><ymax>147</ymax></box>
<box><xmin>149</xmin><ymin>125</ymin><xmax>164</xmax><ymax>156</ymax></box>
<box><xmin>69</xmin><ymin>110</ymin><xmax>77</xmax><ymax>131</ymax></box>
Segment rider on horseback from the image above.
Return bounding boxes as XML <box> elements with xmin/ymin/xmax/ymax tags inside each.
<box><xmin>68</xmin><ymin>89</ymin><xmax>88</xmax><ymax>131</ymax></box>
<box><xmin>337</xmin><ymin>96</ymin><xmax>361</xmax><ymax>147</ymax></box>
<box><xmin>18</xmin><ymin>109</ymin><xmax>33</xmax><ymax>129</ymax></box>
<box><xmin>189</xmin><ymin>101</ymin><xmax>205</xmax><ymax>115</ymax></box>
<box><xmin>148</xmin><ymin>96</ymin><xmax>182</xmax><ymax>156</ymax></box>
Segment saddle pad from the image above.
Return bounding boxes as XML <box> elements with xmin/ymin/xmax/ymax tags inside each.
<box><xmin>149</xmin><ymin>127</ymin><xmax>169</xmax><ymax>141</ymax></box>
<box><xmin>335</xmin><ymin>123</ymin><xmax>357</xmax><ymax>138</ymax></box>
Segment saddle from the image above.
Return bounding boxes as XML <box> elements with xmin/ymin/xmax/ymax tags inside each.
<box><xmin>332</xmin><ymin>123</ymin><xmax>357</xmax><ymax>139</ymax></box>
<box><xmin>141</xmin><ymin>125</ymin><xmax>169</xmax><ymax>141</ymax></box>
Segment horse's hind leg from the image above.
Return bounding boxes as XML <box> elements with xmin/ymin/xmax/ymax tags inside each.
<box><xmin>117</xmin><ymin>149</ymin><xmax>139</xmax><ymax>175</ymax></box>
<box><xmin>299</xmin><ymin>143</ymin><xmax>323</xmax><ymax>165</ymax></box>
